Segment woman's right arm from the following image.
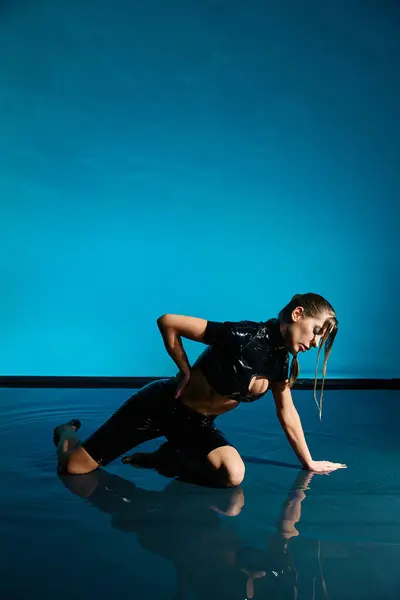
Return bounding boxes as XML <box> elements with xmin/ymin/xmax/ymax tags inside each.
<box><xmin>156</xmin><ymin>314</ymin><xmax>209</xmax><ymax>394</ymax></box>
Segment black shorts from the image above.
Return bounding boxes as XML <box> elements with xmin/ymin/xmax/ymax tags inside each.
<box><xmin>81</xmin><ymin>378</ymin><xmax>232</xmax><ymax>466</ymax></box>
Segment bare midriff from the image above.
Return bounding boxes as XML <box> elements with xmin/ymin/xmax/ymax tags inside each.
<box><xmin>179</xmin><ymin>364</ymin><xmax>269</xmax><ymax>416</ymax></box>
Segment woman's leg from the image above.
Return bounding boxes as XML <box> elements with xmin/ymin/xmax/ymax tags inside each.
<box><xmin>170</xmin><ymin>444</ymin><xmax>245</xmax><ymax>488</ymax></box>
<box><xmin>123</xmin><ymin>442</ymin><xmax>245</xmax><ymax>488</ymax></box>
<box><xmin>54</xmin><ymin>419</ymin><xmax>98</xmax><ymax>475</ymax></box>
<box><xmin>121</xmin><ymin>441</ymin><xmax>184</xmax><ymax>477</ymax></box>
<box><xmin>166</xmin><ymin>407</ymin><xmax>245</xmax><ymax>487</ymax></box>
<box><xmin>123</xmin><ymin>404</ymin><xmax>245</xmax><ymax>488</ymax></box>
<box><xmin>204</xmin><ymin>445</ymin><xmax>246</xmax><ymax>488</ymax></box>
<box><xmin>53</xmin><ymin>379</ymin><xmax>173</xmax><ymax>475</ymax></box>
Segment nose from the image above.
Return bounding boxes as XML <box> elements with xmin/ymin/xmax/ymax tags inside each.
<box><xmin>310</xmin><ymin>335</ymin><xmax>319</xmax><ymax>348</ymax></box>
<box><xmin>311</xmin><ymin>335</ymin><xmax>321</xmax><ymax>348</ymax></box>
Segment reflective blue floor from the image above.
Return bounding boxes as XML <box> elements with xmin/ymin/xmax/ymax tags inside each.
<box><xmin>1</xmin><ymin>387</ymin><xmax>399</xmax><ymax>599</ymax></box>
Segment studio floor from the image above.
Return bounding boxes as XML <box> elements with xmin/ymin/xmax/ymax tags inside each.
<box><xmin>1</xmin><ymin>385</ymin><xmax>399</xmax><ymax>600</ymax></box>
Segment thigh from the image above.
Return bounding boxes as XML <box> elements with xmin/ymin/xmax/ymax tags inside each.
<box><xmin>164</xmin><ymin>405</ymin><xmax>233</xmax><ymax>462</ymax></box>
<box><xmin>81</xmin><ymin>379</ymin><xmax>174</xmax><ymax>466</ymax></box>
<box><xmin>166</xmin><ymin>416</ymin><xmax>245</xmax><ymax>487</ymax></box>
<box><xmin>164</xmin><ymin>405</ymin><xmax>246</xmax><ymax>486</ymax></box>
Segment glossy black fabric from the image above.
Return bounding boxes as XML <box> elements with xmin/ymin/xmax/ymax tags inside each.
<box><xmin>81</xmin><ymin>378</ymin><xmax>231</xmax><ymax>466</ymax></box>
<box><xmin>199</xmin><ymin>317</ymin><xmax>289</xmax><ymax>402</ymax></box>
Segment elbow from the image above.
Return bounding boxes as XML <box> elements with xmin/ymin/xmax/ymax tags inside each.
<box><xmin>157</xmin><ymin>315</ymin><xmax>176</xmax><ymax>337</ymax></box>
<box><xmin>157</xmin><ymin>314</ymin><xmax>169</xmax><ymax>327</ymax></box>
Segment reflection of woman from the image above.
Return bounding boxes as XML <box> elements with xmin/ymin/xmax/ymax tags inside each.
<box><xmin>59</xmin><ymin>465</ymin><xmax>327</xmax><ymax>599</ymax></box>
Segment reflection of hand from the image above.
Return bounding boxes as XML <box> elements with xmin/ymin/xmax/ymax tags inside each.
<box><xmin>240</xmin><ymin>569</ymin><xmax>267</xmax><ymax>599</ymax></box>
<box><xmin>292</xmin><ymin>468</ymin><xmax>315</xmax><ymax>490</ymax></box>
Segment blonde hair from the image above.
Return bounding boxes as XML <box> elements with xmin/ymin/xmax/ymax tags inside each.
<box><xmin>279</xmin><ymin>293</ymin><xmax>338</xmax><ymax>420</ymax></box>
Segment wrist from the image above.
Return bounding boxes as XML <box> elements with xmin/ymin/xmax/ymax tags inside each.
<box><xmin>301</xmin><ymin>458</ymin><xmax>314</xmax><ymax>470</ymax></box>
<box><xmin>176</xmin><ymin>367</ymin><xmax>191</xmax><ymax>379</ymax></box>
<box><xmin>179</xmin><ymin>366</ymin><xmax>191</xmax><ymax>376</ymax></box>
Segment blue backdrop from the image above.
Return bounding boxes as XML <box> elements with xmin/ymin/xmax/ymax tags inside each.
<box><xmin>0</xmin><ymin>0</ymin><xmax>398</xmax><ymax>379</ymax></box>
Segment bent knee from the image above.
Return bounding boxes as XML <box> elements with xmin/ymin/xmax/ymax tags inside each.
<box><xmin>207</xmin><ymin>446</ymin><xmax>245</xmax><ymax>488</ymax></box>
<box><xmin>225</xmin><ymin>462</ymin><xmax>245</xmax><ymax>487</ymax></box>
<box><xmin>64</xmin><ymin>447</ymin><xmax>99</xmax><ymax>475</ymax></box>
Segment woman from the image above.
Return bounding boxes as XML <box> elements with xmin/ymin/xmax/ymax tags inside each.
<box><xmin>54</xmin><ymin>292</ymin><xmax>347</xmax><ymax>486</ymax></box>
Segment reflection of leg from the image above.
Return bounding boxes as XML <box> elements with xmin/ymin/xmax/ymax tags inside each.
<box><xmin>240</xmin><ymin>569</ymin><xmax>267</xmax><ymax>599</ymax></box>
<box><xmin>58</xmin><ymin>468</ymin><xmax>153</xmax><ymax>516</ymax></box>
<box><xmin>58</xmin><ymin>469</ymin><xmax>103</xmax><ymax>499</ymax></box>
<box><xmin>209</xmin><ymin>485</ymin><xmax>245</xmax><ymax>517</ymax></box>
<box><xmin>58</xmin><ymin>466</ymin><xmax>243</xmax><ymax>533</ymax></box>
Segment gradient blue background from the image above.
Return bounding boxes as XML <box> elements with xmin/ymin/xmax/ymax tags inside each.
<box><xmin>1</xmin><ymin>0</ymin><xmax>398</xmax><ymax>379</ymax></box>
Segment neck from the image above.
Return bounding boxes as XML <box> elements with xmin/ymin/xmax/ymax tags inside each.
<box><xmin>278</xmin><ymin>319</ymin><xmax>294</xmax><ymax>354</ymax></box>
<box><xmin>279</xmin><ymin>320</ymin><xmax>288</xmax><ymax>341</ymax></box>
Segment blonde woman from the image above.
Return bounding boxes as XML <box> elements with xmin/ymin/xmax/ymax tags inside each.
<box><xmin>54</xmin><ymin>293</ymin><xmax>347</xmax><ymax>486</ymax></box>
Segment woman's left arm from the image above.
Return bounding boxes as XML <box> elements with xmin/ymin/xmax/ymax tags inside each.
<box><xmin>271</xmin><ymin>382</ymin><xmax>314</xmax><ymax>469</ymax></box>
<box><xmin>271</xmin><ymin>382</ymin><xmax>347</xmax><ymax>474</ymax></box>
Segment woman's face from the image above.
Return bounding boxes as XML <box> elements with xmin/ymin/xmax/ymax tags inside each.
<box><xmin>284</xmin><ymin>307</ymin><xmax>331</xmax><ymax>356</ymax></box>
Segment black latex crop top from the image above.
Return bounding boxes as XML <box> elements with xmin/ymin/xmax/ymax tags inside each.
<box><xmin>197</xmin><ymin>318</ymin><xmax>290</xmax><ymax>403</ymax></box>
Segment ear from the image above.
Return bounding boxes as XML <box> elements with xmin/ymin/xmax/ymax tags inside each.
<box><xmin>291</xmin><ymin>306</ymin><xmax>304</xmax><ymax>322</ymax></box>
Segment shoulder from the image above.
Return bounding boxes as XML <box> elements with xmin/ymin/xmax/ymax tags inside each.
<box><xmin>203</xmin><ymin>319</ymin><xmax>262</xmax><ymax>347</ymax></box>
<box><xmin>270</xmin><ymin>346</ymin><xmax>290</xmax><ymax>382</ymax></box>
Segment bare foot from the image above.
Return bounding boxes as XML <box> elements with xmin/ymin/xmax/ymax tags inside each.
<box><xmin>122</xmin><ymin>452</ymin><xmax>159</xmax><ymax>468</ymax></box>
<box><xmin>122</xmin><ymin>443</ymin><xmax>180</xmax><ymax>477</ymax></box>
<box><xmin>53</xmin><ymin>419</ymin><xmax>81</xmax><ymax>446</ymax></box>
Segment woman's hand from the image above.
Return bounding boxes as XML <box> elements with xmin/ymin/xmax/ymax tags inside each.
<box><xmin>174</xmin><ymin>370</ymin><xmax>191</xmax><ymax>399</ymax></box>
<box><xmin>307</xmin><ymin>460</ymin><xmax>347</xmax><ymax>474</ymax></box>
